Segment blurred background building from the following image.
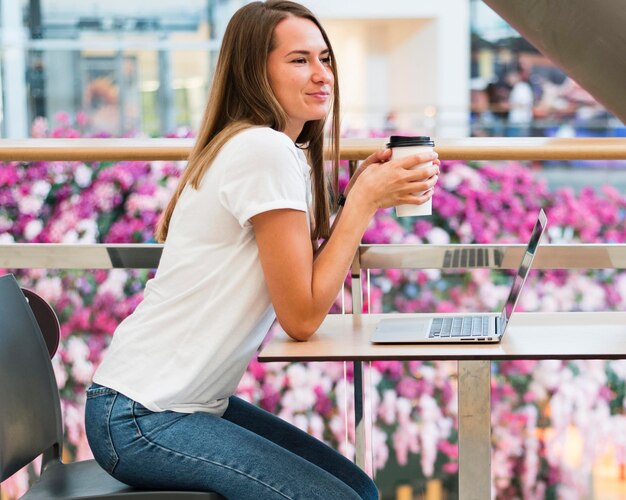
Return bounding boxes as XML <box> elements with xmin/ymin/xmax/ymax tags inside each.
<box><xmin>1</xmin><ymin>0</ymin><xmax>220</xmax><ymax>138</ymax></box>
<box><xmin>2</xmin><ymin>0</ymin><xmax>624</xmax><ymax>140</ymax></box>
<box><xmin>1</xmin><ymin>0</ymin><xmax>471</xmax><ymax>138</ymax></box>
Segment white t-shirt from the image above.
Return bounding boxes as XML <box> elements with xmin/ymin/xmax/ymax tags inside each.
<box><xmin>94</xmin><ymin>127</ymin><xmax>312</xmax><ymax>416</ymax></box>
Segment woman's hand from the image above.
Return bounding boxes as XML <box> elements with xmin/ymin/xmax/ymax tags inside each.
<box><xmin>344</xmin><ymin>148</ymin><xmax>392</xmax><ymax>197</ymax></box>
<box><xmin>346</xmin><ymin>151</ymin><xmax>440</xmax><ymax>215</ymax></box>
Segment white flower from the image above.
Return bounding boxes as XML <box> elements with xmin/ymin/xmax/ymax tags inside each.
<box><xmin>127</xmin><ymin>194</ymin><xmax>158</xmax><ymax>213</ymax></box>
<box><xmin>277</xmin><ymin>408</ymin><xmax>294</xmax><ymax>424</ymax></box>
<box><xmin>616</xmin><ymin>273</ymin><xmax>626</xmax><ymax>308</ymax></box>
<box><xmin>320</xmin><ymin>361</ymin><xmax>345</xmax><ymax>382</ymax></box>
<box><xmin>392</xmin><ymin>421</ymin><xmax>419</xmax><ymax>466</ymax></box>
<box><xmin>65</xmin><ymin>336</ymin><xmax>90</xmax><ymax>364</ymax></box>
<box><xmin>426</xmin><ymin>226</ymin><xmax>450</xmax><ymax>245</ymax></box>
<box><xmin>423</xmin><ymin>268</ymin><xmax>441</xmax><ymax>281</ymax></box>
<box><xmin>62</xmin><ymin>229</ymin><xmax>79</xmax><ymax>243</ymax></box>
<box><xmin>71</xmin><ymin>358</ymin><xmax>94</xmax><ymax>385</ymax></box>
<box><xmin>442</xmin><ymin>170</ymin><xmax>463</xmax><ymax>191</ymax></box>
<box><xmin>293</xmin><ymin>414</ymin><xmax>309</xmax><ymax>432</ymax></box>
<box><xmin>17</xmin><ymin>195</ymin><xmax>44</xmax><ymax>215</ymax></box>
<box><xmin>98</xmin><ymin>269</ymin><xmax>128</xmax><ymax>299</ymax></box>
<box><xmin>24</xmin><ymin>219</ymin><xmax>44</xmax><ymax>240</ymax></box>
<box><xmin>610</xmin><ymin>360</ymin><xmax>626</xmax><ymax>380</ymax></box>
<box><xmin>531</xmin><ymin>360</ymin><xmax>563</xmax><ymax>393</ymax></box>
<box><xmin>286</xmin><ymin>363</ymin><xmax>309</xmax><ymax>388</ymax></box>
<box><xmin>237</xmin><ymin>372</ymin><xmax>256</xmax><ymax>396</ymax></box>
<box><xmin>396</xmin><ymin>397</ymin><xmax>413</xmax><ymax>425</ymax></box>
<box><xmin>309</xmin><ymin>414</ymin><xmax>325</xmax><ymax>441</ymax></box>
<box><xmin>539</xmin><ymin>294</ymin><xmax>560</xmax><ymax>312</ymax></box>
<box><xmin>420</xmin><ymin>365</ymin><xmax>436</xmax><ymax>383</ymax></box>
<box><xmin>519</xmin><ymin>287</ymin><xmax>540</xmax><ymax>311</ymax></box>
<box><xmin>31</xmin><ymin>180</ymin><xmax>51</xmax><ymax>198</ymax></box>
<box><xmin>52</xmin><ymin>355</ymin><xmax>68</xmax><ymax>390</ymax></box>
<box><xmin>281</xmin><ymin>387</ymin><xmax>316</xmax><ymax>413</ymax></box>
<box><xmin>0</xmin><ymin>232</ymin><xmax>15</xmax><ymax>243</ymax></box>
<box><xmin>34</xmin><ymin>276</ymin><xmax>63</xmax><ymax>302</ymax></box>
<box><xmin>376</xmin><ymin>277</ymin><xmax>392</xmax><ymax>293</ymax></box>
<box><xmin>76</xmin><ymin>219</ymin><xmax>98</xmax><ymax>243</ymax></box>
<box><xmin>457</xmin><ymin>221</ymin><xmax>473</xmax><ymax>243</ymax></box>
<box><xmin>74</xmin><ymin>164</ymin><xmax>93</xmax><ymax>188</ymax></box>
<box><xmin>372</xmin><ymin>426</ymin><xmax>389</xmax><ymax>472</ymax></box>
<box><xmin>479</xmin><ymin>282</ymin><xmax>509</xmax><ymax>310</ymax></box>
<box><xmin>420</xmin><ymin>420</ymin><xmax>439</xmax><ymax>477</ymax></box>
<box><xmin>379</xmin><ymin>390</ymin><xmax>397</xmax><ymax>425</ymax></box>
<box><xmin>0</xmin><ymin>214</ymin><xmax>12</xmax><ymax>231</ymax></box>
<box><xmin>580</xmin><ymin>282</ymin><xmax>606</xmax><ymax>311</ymax></box>
<box><xmin>338</xmin><ymin>440</ymin><xmax>355</xmax><ymax>461</ymax></box>
<box><xmin>63</xmin><ymin>402</ymin><xmax>83</xmax><ymax>446</ymax></box>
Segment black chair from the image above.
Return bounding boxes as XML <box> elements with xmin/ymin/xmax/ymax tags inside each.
<box><xmin>20</xmin><ymin>287</ymin><xmax>60</xmax><ymax>358</ymax></box>
<box><xmin>0</xmin><ymin>274</ymin><xmax>223</xmax><ymax>499</ymax></box>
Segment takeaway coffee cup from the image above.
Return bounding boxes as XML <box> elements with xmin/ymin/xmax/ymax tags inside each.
<box><xmin>387</xmin><ymin>135</ymin><xmax>436</xmax><ymax>217</ymax></box>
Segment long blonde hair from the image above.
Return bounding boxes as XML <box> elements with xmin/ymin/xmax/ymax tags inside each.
<box><xmin>156</xmin><ymin>0</ymin><xmax>340</xmax><ymax>242</ymax></box>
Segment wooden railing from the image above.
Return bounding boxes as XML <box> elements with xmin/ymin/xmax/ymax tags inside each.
<box><xmin>2</xmin><ymin>137</ymin><xmax>626</xmax><ymax>161</ymax></box>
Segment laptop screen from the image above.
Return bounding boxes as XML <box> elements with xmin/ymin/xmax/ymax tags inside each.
<box><xmin>500</xmin><ymin>209</ymin><xmax>547</xmax><ymax>325</ymax></box>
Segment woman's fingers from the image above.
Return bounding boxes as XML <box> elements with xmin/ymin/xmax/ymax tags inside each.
<box><xmin>360</xmin><ymin>148</ymin><xmax>391</xmax><ymax>169</ymax></box>
<box><xmin>403</xmin><ymin>166</ymin><xmax>439</xmax><ymax>183</ymax></box>
<box><xmin>398</xmin><ymin>188</ymin><xmax>435</xmax><ymax>205</ymax></box>
<box><xmin>397</xmin><ymin>178</ymin><xmax>438</xmax><ymax>196</ymax></box>
<box><xmin>392</xmin><ymin>152</ymin><xmax>438</xmax><ymax>171</ymax></box>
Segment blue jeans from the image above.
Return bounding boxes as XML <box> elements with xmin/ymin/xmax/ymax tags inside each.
<box><xmin>85</xmin><ymin>384</ymin><xmax>378</xmax><ymax>499</ymax></box>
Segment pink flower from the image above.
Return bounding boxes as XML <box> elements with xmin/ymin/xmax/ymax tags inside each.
<box><xmin>442</xmin><ymin>462</ymin><xmax>458</xmax><ymax>474</ymax></box>
<box><xmin>31</xmin><ymin>116</ymin><xmax>49</xmax><ymax>137</ymax></box>
<box><xmin>76</xmin><ymin>111</ymin><xmax>89</xmax><ymax>127</ymax></box>
<box><xmin>54</xmin><ymin>111</ymin><xmax>71</xmax><ymax>126</ymax></box>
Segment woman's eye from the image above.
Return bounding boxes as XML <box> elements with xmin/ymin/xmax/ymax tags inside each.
<box><xmin>291</xmin><ymin>58</ymin><xmax>306</xmax><ymax>64</ymax></box>
<box><xmin>321</xmin><ymin>57</ymin><xmax>332</xmax><ymax>65</ymax></box>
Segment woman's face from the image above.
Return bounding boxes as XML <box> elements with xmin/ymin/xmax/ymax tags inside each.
<box><xmin>267</xmin><ymin>16</ymin><xmax>334</xmax><ymax>141</ymax></box>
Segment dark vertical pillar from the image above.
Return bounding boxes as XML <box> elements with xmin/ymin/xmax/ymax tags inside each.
<box><xmin>28</xmin><ymin>0</ymin><xmax>47</xmax><ymax>119</ymax></box>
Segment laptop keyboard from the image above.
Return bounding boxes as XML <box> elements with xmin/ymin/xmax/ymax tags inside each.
<box><xmin>429</xmin><ymin>317</ymin><xmax>491</xmax><ymax>338</ymax></box>
<box><xmin>443</xmin><ymin>248</ymin><xmax>503</xmax><ymax>268</ymax></box>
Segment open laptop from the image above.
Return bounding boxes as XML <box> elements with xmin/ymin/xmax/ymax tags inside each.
<box><xmin>371</xmin><ymin>209</ymin><xmax>547</xmax><ymax>344</ymax></box>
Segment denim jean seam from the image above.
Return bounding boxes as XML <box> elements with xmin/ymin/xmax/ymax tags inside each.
<box><xmin>129</xmin><ymin>412</ymin><xmax>293</xmax><ymax>500</ymax></box>
<box><xmin>86</xmin><ymin>387</ymin><xmax>117</xmax><ymax>398</ymax></box>
<box><xmin>103</xmin><ymin>392</ymin><xmax>120</xmax><ymax>474</ymax></box>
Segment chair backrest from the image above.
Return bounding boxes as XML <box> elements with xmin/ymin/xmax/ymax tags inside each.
<box><xmin>0</xmin><ymin>274</ymin><xmax>64</xmax><ymax>481</ymax></box>
<box><xmin>21</xmin><ymin>287</ymin><xmax>60</xmax><ymax>358</ymax></box>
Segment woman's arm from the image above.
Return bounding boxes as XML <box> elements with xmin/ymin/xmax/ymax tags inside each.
<box><xmin>317</xmin><ymin>149</ymin><xmax>440</xmax><ymax>257</ymax></box>
<box><xmin>251</xmin><ymin>151</ymin><xmax>439</xmax><ymax>341</ymax></box>
<box><xmin>314</xmin><ymin>148</ymin><xmax>392</xmax><ymax>257</ymax></box>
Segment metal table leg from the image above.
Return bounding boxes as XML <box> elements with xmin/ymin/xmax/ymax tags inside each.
<box><xmin>458</xmin><ymin>360</ymin><xmax>491</xmax><ymax>499</ymax></box>
<box><xmin>351</xmin><ymin>245</ymin><xmax>368</xmax><ymax>472</ymax></box>
<box><xmin>353</xmin><ymin>360</ymin><xmax>367</xmax><ymax>471</ymax></box>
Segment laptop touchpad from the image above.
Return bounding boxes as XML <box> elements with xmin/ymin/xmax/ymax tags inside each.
<box><xmin>372</xmin><ymin>318</ymin><xmax>433</xmax><ymax>343</ymax></box>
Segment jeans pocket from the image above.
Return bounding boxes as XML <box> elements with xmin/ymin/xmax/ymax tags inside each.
<box><xmin>131</xmin><ymin>400</ymin><xmax>154</xmax><ymax>418</ymax></box>
<box><xmin>85</xmin><ymin>390</ymin><xmax>120</xmax><ymax>475</ymax></box>
<box><xmin>86</xmin><ymin>383</ymin><xmax>118</xmax><ymax>399</ymax></box>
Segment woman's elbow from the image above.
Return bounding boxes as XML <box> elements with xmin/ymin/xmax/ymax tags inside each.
<box><xmin>279</xmin><ymin>317</ymin><xmax>319</xmax><ymax>342</ymax></box>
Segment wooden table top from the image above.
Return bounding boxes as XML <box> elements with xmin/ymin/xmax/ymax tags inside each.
<box><xmin>258</xmin><ymin>312</ymin><xmax>626</xmax><ymax>362</ymax></box>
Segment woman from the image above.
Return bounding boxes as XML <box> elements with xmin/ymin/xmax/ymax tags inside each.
<box><xmin>85</xmin><ymin>1</ymin><xmax>439</xmax><ymax>499</ymax></box>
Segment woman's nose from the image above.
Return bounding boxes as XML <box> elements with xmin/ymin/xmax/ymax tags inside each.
<box><xmin>312</xmin><ymin>62</ymin><xmax>332</xmax><ymax>84</ymax></box>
